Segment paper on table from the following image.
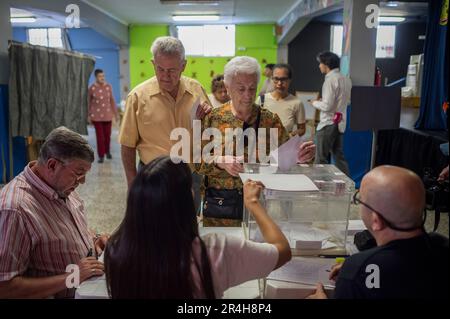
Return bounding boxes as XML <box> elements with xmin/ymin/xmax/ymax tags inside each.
<box><xmin>190</xmin><ymin>97</ymin><xmax>201</xmax><ymax>121</ymax></box>
<box><xmin>239</xmin><ymin>173</ymin><xmax>319</xmax><ymax>192</ymax></box>
<box><xmin>267</xmin><ymin>257</ymin><xmax>336</xmax><ymax>288</ymax></box>
<box><xmin>75</xmin><ymin>272</ymin><xmax>108</xmax><ymax>299</ymax></box>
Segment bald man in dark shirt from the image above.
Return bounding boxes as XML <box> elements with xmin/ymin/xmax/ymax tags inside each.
<box><xmin>308</xmin><ymin>165</ymin><xmax>449</xmax><ymax>299</ymax></box>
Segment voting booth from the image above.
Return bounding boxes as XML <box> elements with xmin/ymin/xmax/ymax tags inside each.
<box><xmin>241</xmin><ymin>164</ymin><xmax>355</xmax><ymax>256</ymax></box>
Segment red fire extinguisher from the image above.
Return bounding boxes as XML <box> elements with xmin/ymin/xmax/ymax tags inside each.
<box><xmin>374</xmin><ymin>67</ymin><xmax>382</xmax><ymax>86</ymax></box>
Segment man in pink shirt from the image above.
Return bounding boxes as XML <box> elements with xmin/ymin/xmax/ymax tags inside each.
<box><xmin>0</xmin><ymin>127</ymin><xmax>108</xmax><ymax>298</ymax></box>
<box><xmin>88</xmin><ymin>69</ymin><xmax>119</xmax><ymax>163</ymax></box>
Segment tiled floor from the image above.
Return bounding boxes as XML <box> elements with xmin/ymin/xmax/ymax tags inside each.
<box><xmin>79</xmin><ymin>125</ymin><xmax>448</xmax><ymax>238</ymax></box>
<box><xmin>77</xmin><ymin>125</ymin><xmax>128</xmax><ymax>234</ymax></box>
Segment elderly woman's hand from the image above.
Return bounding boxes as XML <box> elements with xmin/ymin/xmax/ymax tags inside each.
<box><xmin>196</xmin><ymin>101</ymin><xmax>212</xmax><ymax>119</ymax></box>
<box><xmin>215</xmin><ymin>155</ymin><xmax>244</xmax><ymax>177</ymax></box>
<box><xmin>298</xmin><ymin>141</ymin><xmax>316</xmax><ymax>164</ymax></box>
<box><xmin>243</xmin><ymin>179</ymin><xmax>265</xmax><ymax>207</ymax></box>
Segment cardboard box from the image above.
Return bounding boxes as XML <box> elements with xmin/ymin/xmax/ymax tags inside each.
<box><xmin>408</xmin><ymin>64</ymin><xmax>417</xmax><ymax>75</ymax></box>
<box><xmin>401</xmin><ymin>96</ymin><xmax>421</xmax><ymax>108</ymax></box>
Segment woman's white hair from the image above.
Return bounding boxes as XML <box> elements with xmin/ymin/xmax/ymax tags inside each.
<box><xmin>223</xmin><ymin>56</ymin><xmax>261</xmax><ymax>86</ymax></box>
<box><xmin>150</xmin><ymin>36</ymin><xmax>185</xmax><ymax>60</ymax></box>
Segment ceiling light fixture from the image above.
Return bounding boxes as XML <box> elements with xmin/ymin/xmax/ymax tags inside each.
<box><xmin>172</xmin><ymin>15</ymin><xmax>220</xmax><ymax>21</ymax></box>
<box><xmin>379</xmin><ymin>16</ymin><xmax>405</xmax><ymax>23</ymax></box>
<box><xmin>178</xmin><ymin>1</ymin><xmax>220</xmax><ymax>5</ymax></box>
<box><xmin>10</xmin><ymin>17</ymin><xmax>37</xmax><ymax>23</ymax></box>
<box><xmin>385</xmin><ymin>2</ymin><xmax>399</xmax><ymax>7</ymax></box>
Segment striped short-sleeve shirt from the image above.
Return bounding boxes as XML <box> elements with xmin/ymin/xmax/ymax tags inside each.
<box><xmin>0</xmin><ymin>162</ymin><xmax>93</xmax><ymax>298</ymax></box>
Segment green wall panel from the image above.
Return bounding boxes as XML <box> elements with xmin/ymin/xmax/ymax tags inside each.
<box><xmin>129</xmin><ymin>24</ymin><xmax>277</xmax><ymax>92</ymax></box>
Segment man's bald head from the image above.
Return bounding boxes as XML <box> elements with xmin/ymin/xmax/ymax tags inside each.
<box><xmin>360</xmin><ymin>166</ymin><xmax>425</xmax><ymax>230</ymax></box>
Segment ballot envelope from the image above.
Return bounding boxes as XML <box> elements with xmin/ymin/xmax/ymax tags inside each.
<box><xmin>241</xmin><ymin>164</ymin><xmax>355</xmax><ymax>256</ymax></box>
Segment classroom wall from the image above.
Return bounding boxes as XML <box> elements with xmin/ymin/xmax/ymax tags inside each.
<box><xmin>129</xmin><ymin>25</ymin><xmax>169</xmax><ymax>90</ymax></box>
<box><xmin>288</xmin><ymin>21</ymin><xmax>331</xmax><ymax>92</ymax></box>
<box><xmin>128</xmin><ymin>24</ymin><xmax>277</xmax><ymax>93</ymax></box>
<box><xmin>67</xmin><ymin>28</ymin><xmax>121</xmax><ymax>104</ymax></box>
<box><xmin>12</xmin><ymin>27</ymin><xmax>27</xmax><ymax>43</ymax></box>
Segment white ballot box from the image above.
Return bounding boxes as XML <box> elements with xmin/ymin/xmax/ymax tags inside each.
<box><xmin>242</xmin><ymin>164</ymin><xmax>355</xmax><ymax>256</ymax></box>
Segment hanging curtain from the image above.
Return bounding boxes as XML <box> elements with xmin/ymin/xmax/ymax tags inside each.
<box><xmin>414</xmin><ymin>0</ymin><xmax>448</xmax><ymax>130</ymax></box>
<box><xmin>8</xmin><ymin>41</ymin><xmax>95</xmax><ymax>140</ymax></box>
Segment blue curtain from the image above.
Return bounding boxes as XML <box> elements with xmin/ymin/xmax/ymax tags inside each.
<box><xmin>0</xmin><ymin>85</ymin><xmax>27</xmax><ymax>183</ymax></box>
<box><xmin>0</xmin><ymin>85</ymin><xmax>9</xmax><ymax>183</ymax></box>
<box><xmin>415</xmin><ymin>0</ymin><xmax>448</xmax><ymax>130</ymax></box>
<box><xmin>342</xmin><ymin>105</ymin><xmax>373</xmax><ymax>188</ymax></box>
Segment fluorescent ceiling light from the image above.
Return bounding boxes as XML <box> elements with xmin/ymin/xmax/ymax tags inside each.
<box><xmin>10</xmin><ymin>8</ymin><xmax>34</xmax><ymax>18</ymax></box>
<box><xmin>172</xmin><ymin>15</ymin><xmax>220</xmax><ymax>21</ymax></box>
<box><xmin>385</xmin><ymin>2</ymin><xmax>399</xmax><ymax>7</ymax></box>
<box><xmin>379</xmin><ymin>16</ymin><xmax>405</xmax><ymax>23</ymax></box>
<box><xmin>178</xmin><ymin>2</ymin><xmax>220</xmax><ymax>5</ymax></box>
<box><xmin>11</xmin><ymin>17</ymin><xmax>36</xmax><ymax>23</ymax></box>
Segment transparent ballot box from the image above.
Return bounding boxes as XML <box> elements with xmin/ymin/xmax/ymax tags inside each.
<box><xmin>242</xmin><ymin>164</ymin><xmax>355</xmax><ymax>256</ymax></box>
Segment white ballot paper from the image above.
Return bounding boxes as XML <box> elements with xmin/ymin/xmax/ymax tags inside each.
<box><xmin>251</xmin><ymin>223</ymin><xmax>337</xmax><ymax>250</ymax></box>
<box><xmin>267</xmin><ymin>257</ymin><xmax>336</xmax><ymax>288</ymax></box>
<box><xmin>190</xmin><ymin>97</ymin><xmax>201</xmax><ymax>121</ymax></box>
<box><xmin>269</xmin><ymin>135</ymin><xmax>302</xmax><ymax>171</ymax></box>
<box><xmin>239</xmin><ymin>173</ymin><xmax>319</xmax><ymax>192</ymax></box>
<box><xmin>289</xmin><ymin>224</ymin><xmax>337</xmax><ymax>250</ymax></box>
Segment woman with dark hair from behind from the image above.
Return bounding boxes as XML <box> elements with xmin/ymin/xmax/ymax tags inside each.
<box><xmin>104</xmin><ymin>156</ymin><xmax>291</xmax><ymax>298</ymax></box>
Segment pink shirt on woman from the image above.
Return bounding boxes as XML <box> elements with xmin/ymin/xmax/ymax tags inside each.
<box><xmin>191</xmin><ymin>233</ymin><xmax>278</xmax><ymax>298</ymax></box>
<box><xmin>88</xmin><ymin>82</ymin><xmax>118</xmax><ymax>122</ymax></box>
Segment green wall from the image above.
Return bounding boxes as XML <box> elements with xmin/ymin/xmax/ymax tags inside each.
<box><xmin>129</xmin><ymin>24</ymin><xmax>277</xmax><ymax>93</ymax></box>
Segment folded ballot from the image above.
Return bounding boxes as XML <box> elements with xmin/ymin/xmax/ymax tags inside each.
<box><xmin>251</xmin><ymin>223</ymin><xmax>337</xmax><ymax>250</ymax></box>
<box><xmin>290</xmin><ymin>225</ymin><xmax>337</xmax><ymax>250</ymax></box>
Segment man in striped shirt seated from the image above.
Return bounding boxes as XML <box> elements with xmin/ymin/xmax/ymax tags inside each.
<box><xmin>0</xmin><ymin>127</ymin><xmax>107</xmax><ymax>298</ymax></box>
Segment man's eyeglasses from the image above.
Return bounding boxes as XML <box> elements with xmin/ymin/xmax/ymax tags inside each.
<box><xmin>272</xmin><ymin>77</ymin><xmax>290</xmax><ymax>83</ymax></box>
<box><xmin>53</xmin><ymin>158</ymin><xmax>87</xmax><ymax>182</ymax></box>
<box><xmin>352</xmin><ymin>190</ymin><xmax>424</xmax><ymax>232</ymax></box>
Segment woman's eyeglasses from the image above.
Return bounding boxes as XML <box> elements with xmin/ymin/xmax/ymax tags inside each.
<box><xmin>272</xmin><ymin>77</ymin><xmax>290</xmax><ymax>83</ymax></box>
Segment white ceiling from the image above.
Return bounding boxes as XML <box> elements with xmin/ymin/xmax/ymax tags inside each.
<box><xmin>10</xmin><ymin>7</ymin><xmax>89</xmax><ymax>28</ymax></box>
<box><xmin>82</xmin><ymin>0</ymin><xmax>299</xmax><ymax>25</ymax></box>
<box><xmin>10</xmin><ymin>1</ymin><xmax>428</xmax><ymax>29</ymax></box>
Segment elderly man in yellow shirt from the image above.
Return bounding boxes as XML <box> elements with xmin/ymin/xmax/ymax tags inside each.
<box><xmin>119</xmin><ymin>36</ymin><xmax>212</xmax><ymax>210</ymax></box>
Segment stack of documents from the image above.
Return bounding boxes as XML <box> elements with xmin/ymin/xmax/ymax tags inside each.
<box><xmin>267</xmin><ymin>257</ymin><xmax>336</xmax><ymax>288</ymax></box>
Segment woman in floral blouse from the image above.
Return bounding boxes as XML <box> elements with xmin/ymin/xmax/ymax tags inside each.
<box><xmin>196</xmin><ymin>56</ymin><xmax>315</xmax><ymax>226</ymax></box>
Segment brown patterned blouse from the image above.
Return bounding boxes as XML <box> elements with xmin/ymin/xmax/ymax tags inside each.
<box><xmin>195</xmin><ymin>101</ymin><xmax>289</xmax><ymax>191</ymax></box>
